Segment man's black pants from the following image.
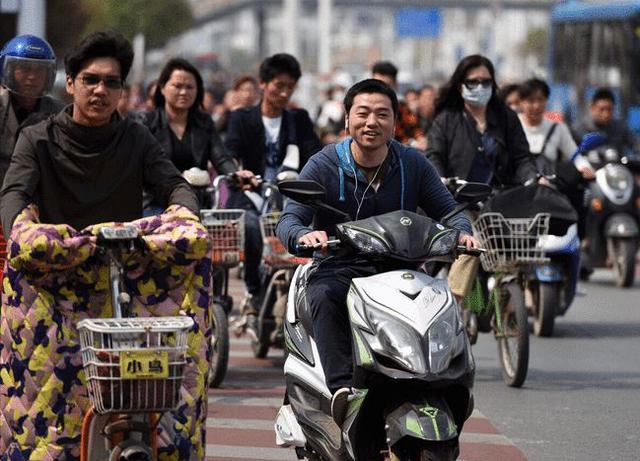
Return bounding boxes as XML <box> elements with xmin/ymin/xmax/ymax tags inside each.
<box><xmin>306</xmin><ymin>262</ymin><xmax>376</xmax><ymax>394</ymax></box>
<box><xmin>226</xmin><ymin>192</ymin><xmax>263</xmax><ymax>298</ymax></box>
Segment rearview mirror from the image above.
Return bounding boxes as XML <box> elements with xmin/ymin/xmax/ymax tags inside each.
<box><xmin>454</xmin><ymin>182</ymin><xmax>492</xmax><ymax>203</ymax></box>
<box><xmin>277</xmin><ymin>179</ymin><xmax>326</xmax><ymax>204</ymax></box>
<box><xmin>578</xmin><ymin>132</ymin><xmax>607</xmax><ymax>153</ymax></box>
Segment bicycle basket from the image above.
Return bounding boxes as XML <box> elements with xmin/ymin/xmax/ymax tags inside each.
<box><xmin>473</xmin><ymin>212</ymin><xmax>550</xmax><ymax>272</ymax></box>
<box><xmin>77</xmin><ymin>316</ymin><xmax>194</xmax><ymax>414</ymax></box>
<box><xmin>201</xmin><ymin>209</ymin><xmax>246</xmax><ymax>267</ymax></box>
<box><xmin>259</xmin><ymin>211</ymin><xmax>309</xmax><ymax>268</ymax></box>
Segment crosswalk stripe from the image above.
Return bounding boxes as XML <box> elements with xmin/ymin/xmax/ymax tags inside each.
<box><xmin>206</xmin><ymin>444</ymin><xmax>298</xmax><ymax>460</ymax></box>
<box><xmin>209</xmin><ymin>395</ymin><xmax>284</xmax><ymax>406</ymax></box>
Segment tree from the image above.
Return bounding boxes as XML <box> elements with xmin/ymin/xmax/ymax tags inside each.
<box><xmin>519</xmin><ymin>27</ymin><xmax>548</xmax><ymax>63</ymax></box>
<box><xmin>46</xmin><ymin>0</ymin><xmax>92</xmax><ymax>57</ymax></box>
<box><xmin>83</xmin><ymin>0</ymin><xmax>193</xmax><ymax>48</ymax></box>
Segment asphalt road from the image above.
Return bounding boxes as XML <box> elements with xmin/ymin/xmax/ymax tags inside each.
<box><xmin>471</xmin><ymin>268</ymin><xmax>640</xmax><ymax>461</ymax></box>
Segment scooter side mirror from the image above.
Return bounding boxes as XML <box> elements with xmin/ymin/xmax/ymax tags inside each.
<box><xmin>278</xmin><ymin>179</ymin><xmax>351</xmax><ymax>220</ymax></box>
<box><xmin>277</xmin><ymin>179</ymin><xmax>327</xmax><ymax>204</ymax></box>
<box><xmin>621</xmin><ymin>156</ymin><xmax>640</xmax><ymax>174</ymax></box>
<box><xmin>454</xmin><ymin>182</ymin><xmax>492</xmax><ymax>203</ymax></box>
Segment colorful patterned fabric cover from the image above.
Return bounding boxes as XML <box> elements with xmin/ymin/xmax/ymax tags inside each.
<box><xmin>0</xmin><ymin>204</ymin><xmax>211</xmax><ymax>460</ymax></box>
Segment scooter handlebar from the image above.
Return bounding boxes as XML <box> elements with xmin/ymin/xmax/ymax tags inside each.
<box><xmin>457</xmin><ymin>245</ymin><xmax>486</xmax><ymax>257</ymax></box>
<box><xmin>294</xmin><ymin>239</ymin><xmax>341</xmax><ymax>254</ymax></box>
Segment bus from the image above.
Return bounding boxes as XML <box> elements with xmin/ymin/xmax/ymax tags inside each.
<box><xmin>548</xmin><ymin>0</ymin><xmax>640</xmax><ymax>135</ymax></box>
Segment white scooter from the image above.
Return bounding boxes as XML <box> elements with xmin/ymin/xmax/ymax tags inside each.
<box><xmin>273</xmin><ymin>179</ymin><xmax>490</xmax><ymax>461</ymax></box>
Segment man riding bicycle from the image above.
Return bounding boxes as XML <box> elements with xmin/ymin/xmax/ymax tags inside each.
<box><xmin>0</xmin><ymin>31</ymin><xmax>208</xmax><ymax>460</ymax></box>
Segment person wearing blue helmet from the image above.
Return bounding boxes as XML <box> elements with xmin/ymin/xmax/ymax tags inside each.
<box><xmin>0</xmin><ymin>34</ymin><xmax>63</xmax><ymax>186</ymax></box>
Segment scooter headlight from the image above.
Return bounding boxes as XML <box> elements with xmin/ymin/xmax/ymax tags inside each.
<box><xmin>428</xmin><ymin>306</ymin><xmax>463</xmax><ymax>374</ymax></box>
<box><xmin>604</xmin><ymin>164</ymin><xmax>632</xmax><ymax>192</ymax></box>
<box><xmin>342</xmin><ymin>228</ymin><xmax>389</xmax><ymax>255</ymax></box>
<box><xmin>365</xmin><ymin>306</ymin><xmax>427</xmax><ymax>374</ymax></box>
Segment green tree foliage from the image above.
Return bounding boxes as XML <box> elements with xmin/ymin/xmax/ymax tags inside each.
<box><xmin>519</xmin><ymin>27</ymin><xmax>548</xmax><ymax>62</ymax></box>
<box><xmin>84</xmin><ymin>0</ymin><xmax>193</xmax><ymax>48</ymax></box>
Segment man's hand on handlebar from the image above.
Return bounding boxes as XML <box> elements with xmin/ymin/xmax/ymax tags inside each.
<box><xmin>459</xmin><ymin>233</ymin><xmax>481</xmax><ymax>251</ymax></box>
<box><xmin>234</xmin><ymin>170</ymin><xmax>260</xmax><ymax>190</ymax></box>
<box><xmin>578</xmin><ymin>165</ymin><xmax>596</xmax><ymax>180</ymax></box>
<box><xmin>298</xmin><ymin>231</ymin><xmax>329</xmax><ymax>252</ymax></box>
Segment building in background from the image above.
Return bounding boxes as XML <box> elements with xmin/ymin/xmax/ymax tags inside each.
<box><xmin>148</xmin><ymin>0</ymin><xmax>556</xmax><ymax>111</ymax></box>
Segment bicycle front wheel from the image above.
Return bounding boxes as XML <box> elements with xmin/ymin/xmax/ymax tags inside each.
<box><xmin>208</xmin><ymin>302</ymin><xmax>230</xmax><ymax>388</ymax></box>
<box><xmin>496</xmin><ymin>280</ymin><xmax>529</xmax><ymax>388</ymax></box>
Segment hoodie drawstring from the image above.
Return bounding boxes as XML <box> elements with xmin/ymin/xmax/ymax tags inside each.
<box><xmin>399</xmin><ymin>156</ymin><xmax>405</xmax><ymax>210</ymax></box>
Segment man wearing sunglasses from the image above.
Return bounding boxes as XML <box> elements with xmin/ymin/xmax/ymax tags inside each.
<box><xmin>1</xmin><ymin>29</ymin><xmax>198</xmax><ymax>236</ymax></box>
<box><xmin>0</xmin><ymin>30</ymin><xmax>204</xmax><ymax>460</ymax></box>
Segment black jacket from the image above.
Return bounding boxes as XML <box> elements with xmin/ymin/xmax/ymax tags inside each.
<box><xmin>136</xmin><ymin>108</ymin><xmax>237</xmax><ymax>175</ymax></box>
<box><xmin>225</xmin><ymin>105</ymin><xmax>322</xmax><ymax>176</ymax></box>
<box><xmin>1</xmin><ymin>106</ymin><xmax>198</xmax><ymax>236</ymax></box>
<box><xmin>426</xmin><ymin>105</ymin><xmax>538</xmax><ymax>186</ymax></box>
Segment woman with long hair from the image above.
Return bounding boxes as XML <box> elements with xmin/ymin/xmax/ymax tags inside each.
<box><xmin>426</xmin><ymin>54</ymin><xmax>540</xmax><ymax>300</ymax></box>
<box><xmin>139</xmin><ymin>58</ymin><xmax>252</xmax><ymax>212</ymax></box>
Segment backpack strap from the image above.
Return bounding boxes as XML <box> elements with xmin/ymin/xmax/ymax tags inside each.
<box><xmin>539</xmin><ymin>122</ymin><xmax>558</xmax><ymax>158</ymax></box>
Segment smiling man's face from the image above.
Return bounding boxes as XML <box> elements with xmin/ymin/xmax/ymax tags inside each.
<box><xmin>346</xmin><ymin>92</ymin><xmax>396</xmax><ymax>153</ymax></box>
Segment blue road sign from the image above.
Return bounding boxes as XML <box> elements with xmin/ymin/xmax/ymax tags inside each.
<box><xmin>395</xmin><ymin>8</ymin><xmax>442</xmax><ymax>39</ymax></box>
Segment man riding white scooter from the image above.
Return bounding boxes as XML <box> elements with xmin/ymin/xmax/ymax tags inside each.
<box><xmin>276</xmin><ymin>78</ymin><xmax>480</xmax><ymax>425</ymax></box>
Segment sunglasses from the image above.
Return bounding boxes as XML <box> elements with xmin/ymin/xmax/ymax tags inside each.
<box><xmin>79</xmin><ymin>73</ymin><xmax>123</xmax><ymax>90</ymax></box>
<box><xmin>463</xmin><ymin>78</ymin><xmax>493</xmax><ymax>90</ymax></box>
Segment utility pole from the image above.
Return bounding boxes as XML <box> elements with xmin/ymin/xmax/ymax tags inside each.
<box><xmin>17</xmin><ymin>0</ymin><xmax>45</xmax><ymax>37</ymax></box>
<box><xmin>283</xmin><ymin>0</ymin><xmax>300</xmax><ymax>58</ymax></box>
<box><xmin>317</xmin><ymin>0</ymin><xmax>332</xmax><ymax>75</ymax></box>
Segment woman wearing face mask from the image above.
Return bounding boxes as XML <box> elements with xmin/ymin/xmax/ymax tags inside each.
<box><xmin>426</xmin><ymin>55</ymin><xmax>540</xmax><ymax>301</ymax></box>
<box><xmin>426</xmin><ymin>54</ymin><xmax>538</xmax><ymax>186</ymax></box>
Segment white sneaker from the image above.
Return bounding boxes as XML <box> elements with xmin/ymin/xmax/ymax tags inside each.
<box><xmin>330</xmin><ymin>387</ymin><xmax>352</xmax><ymax>427</ymax></box>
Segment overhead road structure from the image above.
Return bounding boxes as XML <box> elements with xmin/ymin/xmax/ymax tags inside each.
<box><xmin>192</xmin><ymin>0</ymin><xmax>556</xmax><ymax>26</ymax></box>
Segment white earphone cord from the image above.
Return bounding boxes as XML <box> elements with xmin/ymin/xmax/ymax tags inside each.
<box><xmin>354</xmin><ymin>161</ymin><xmax>384</xmax><ymax>220</ymax></box>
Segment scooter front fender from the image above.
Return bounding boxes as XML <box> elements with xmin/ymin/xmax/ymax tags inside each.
<box><xmin>605</xmin><ymin>213</ymin><xmax>639</xmax><ymax>238</ymax></box>
<box><xmin>385</xmin><ymin>396</ymin><xmax>459</xmax><ymax>447</ymax></box>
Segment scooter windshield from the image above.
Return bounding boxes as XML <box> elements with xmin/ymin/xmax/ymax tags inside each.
<box><xmin>336</xmin><ymin>210</ymin><xmax>459</xmax><ymax>262</ymax></box>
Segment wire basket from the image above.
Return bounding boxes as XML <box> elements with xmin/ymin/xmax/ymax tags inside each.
<box><xmin>473</xmin><ymin>212</ymin><xmax>550</xmax><ymax>273</ymax></box>
<box><xmin>259</xmin><ymin>211</ymin><xmax>309</xmax><ymax>268</ymax></box>
<box><xmin>77</xmin><ymin>316</ymin><xmax>194</xmax><ymax>414</ymax></box>
<box><xmin>201</xmin><ymin>209</ymin><xmax>246</xmax><ymax>267</ymax></box>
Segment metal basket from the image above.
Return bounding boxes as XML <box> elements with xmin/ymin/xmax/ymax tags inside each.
<box><xmin>201</xmin><ymin>209</ymin><xmax>246</xmax><ymax>267</ymax></box>
<box><xmin>77</xmin><ymin>316</ymin><xmax>194</xmax><ymax>414</ymax></box>
<box><xmin>473</xmin><ymin>212</ymin><xmax>550</xmax><ymax>273</ymax></box>
<box><xmin>259</xmin><ymin>211</ymin><xmax>309</xmax><ymax>268</ymax></box>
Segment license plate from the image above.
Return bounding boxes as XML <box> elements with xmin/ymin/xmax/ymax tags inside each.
<box><xmin>120</xmin><ymin>350</ymin><xmax>169</xmax><ymax>379</ymax></box>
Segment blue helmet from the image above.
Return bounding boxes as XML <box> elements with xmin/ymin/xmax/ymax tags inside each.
<box><xmin>1</xmin><ymin>35</ymin><xmax>56</xmax><ymax>97</ymax></box>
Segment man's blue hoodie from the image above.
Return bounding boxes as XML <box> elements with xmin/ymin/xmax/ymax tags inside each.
<box><xmin>276</xmin><ymin>137</ymin><xmax>472</xmax><ymax>254</ymax></box>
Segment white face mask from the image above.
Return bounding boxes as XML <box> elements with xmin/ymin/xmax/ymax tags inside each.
<box><xmin>461</xmin><ymin>85</ymin><xmax>492</xmax><ymax>107</ymax></box>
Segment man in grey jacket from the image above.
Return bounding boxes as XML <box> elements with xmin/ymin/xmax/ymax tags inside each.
<box><xmin>0</xmin><ymin>34</ymin><xmax>64</xmax><ymax>188</ymax></box>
